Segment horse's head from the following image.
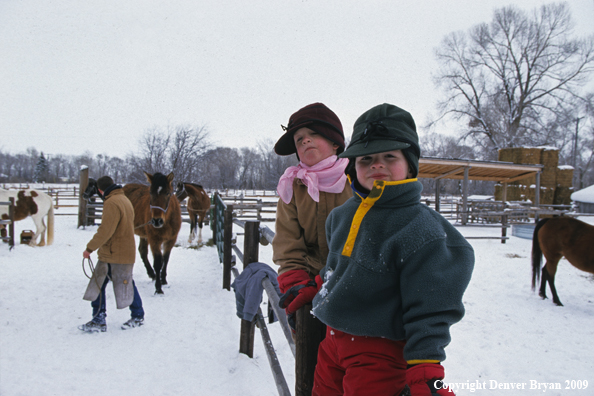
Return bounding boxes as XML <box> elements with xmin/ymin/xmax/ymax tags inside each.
<box><xmin>174</xmin><ymin>182</ymin><xmax>188</xmax><ymax>202</ymax></box>
<box><xmin>145</xmin><ymin>171</ymin><xmax>175</xmax><ymax>229</ymax></box>
<box><xmin>82</xmin><ymin>178</ymin><xmax>99</xmax><ymax>200</ymax></box>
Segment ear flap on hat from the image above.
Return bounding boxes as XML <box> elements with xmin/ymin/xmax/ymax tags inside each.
<box><xmin>402</xmin><ymin>148</ymin><xmax>419</xmax><ymax>178</ymax></box>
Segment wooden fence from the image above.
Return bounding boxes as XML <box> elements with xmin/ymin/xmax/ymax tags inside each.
<box><xmin>212</xmin><ymin>191</ymin><xmax>324</xmax><ymax>396</ymax></box>
<box><xmin>0</xmin><ymin>198</ymin><xmax>15</xmax><ymax>249</ymax></box>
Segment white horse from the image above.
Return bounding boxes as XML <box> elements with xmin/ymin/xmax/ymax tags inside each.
<box><xmin>0</xmin><ymin>188</ymin><xmax>54</xmax><ymax>246</ymax></box>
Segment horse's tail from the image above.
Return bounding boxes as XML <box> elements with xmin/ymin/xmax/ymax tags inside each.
<box><xmin>531</xmin><ymin>218</ymin><xmax>550</xmax><ymax>290</ymax></box>
<box><xmin>46</xmin><ymin>200</ymin><xmax>54</xmax><ymax>246</ymax></box>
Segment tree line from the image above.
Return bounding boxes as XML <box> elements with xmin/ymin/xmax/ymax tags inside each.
<box><xmin>0</xmin><ymin>126</ymin><xmax>297</xmax><ymax>192</ymax></box>
<box><xmin>1</xmin><ymin>3</ymin><xmax>593</xmax><ymax>193</ymax></box>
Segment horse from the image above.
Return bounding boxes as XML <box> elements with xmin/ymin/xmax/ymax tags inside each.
<box><xmin>0</xmin><ymin>188</ymin><xmax>54</xmax><ymax>246</ymax></box>
<box><xmin>531</xmin><ymin>216</ymin><xmax>594</xmax><ymax>306</ymax></box>
<box><xmin>82</xmin><ymin>173</ymin><xmax>182</xmax><ymax>294</ymax></box>
<box><xmin>175</xmin><ymin>182</ymin><xmax>211</xmax><ymax>243</ymax></box>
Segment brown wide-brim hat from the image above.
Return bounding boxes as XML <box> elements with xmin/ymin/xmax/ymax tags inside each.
<box><xmin>274</xmin><ymin>102</ymin><xmax>345</xmax><ymax>156</ymax></box>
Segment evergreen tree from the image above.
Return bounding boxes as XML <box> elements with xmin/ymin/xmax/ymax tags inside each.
<box><xmin>34</xmin><ymin>152</ymin><xmax>49</xmax><ymax>182</ymax></box>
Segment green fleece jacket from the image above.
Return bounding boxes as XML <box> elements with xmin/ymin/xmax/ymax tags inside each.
<box><xmin>312</xmin><ymin>179</ymin><xmax>474</xmax><ymax>363</ymax></box>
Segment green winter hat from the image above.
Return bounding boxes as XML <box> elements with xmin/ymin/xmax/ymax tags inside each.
<box><xmin>339</xmin><ymin>103</ymin><xmax>420</xmax><ymax>177</ymax></box>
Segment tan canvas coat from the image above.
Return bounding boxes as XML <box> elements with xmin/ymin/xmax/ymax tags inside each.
<box><xmin>86</xmin><ymin>188</ymin><xmax>136</xmax><ymax>264</ymax></box>
<box><xmin>272</xmin><ymin>178</ymin><xmax>352</xmax><ymax>277</ymax></box>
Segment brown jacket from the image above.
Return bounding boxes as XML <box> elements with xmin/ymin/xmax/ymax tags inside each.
<box><xmin>86</xmin><ymin>188</ymin><xmax>136</xmax><ymax>264</ymax></box>
<box><xmin>272</xmin><ymin>178</ymin><xmax>352</xmax><ymax>277</ymax></box>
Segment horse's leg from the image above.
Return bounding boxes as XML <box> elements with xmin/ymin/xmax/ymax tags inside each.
<box><xmin>160</xmin><ymin>239</ymin><xmax>177</xmax><ymax>286</ymax></box>
<box><xmin>188</xmin><ymin>212</ymin><xmax>197</xmax><ymax>243</ymax></box>
<box><xmin>197</xmin><ymin>211</ymin><xmax>205</xmax><ymax>242</ymax></box>
<box><xmin>38</xmin><ymin>218</ymin><xmax>47</xmax><ymax>246</ymax></box>
<box><xmin>539</xmin><ymin>267</ymin><xmax>549</xmax><ymax>300</ymax></box>
<box><xmin>30</xmin><ymin>215</ymin><xmax>46</xmax><ymax>246</ymax></box>
<box><xmin>139</xmin><ymin>238</ymin><xmax>156</xmax><ymax>280</ymax></box>
<box><xmin>148</xmin><ymin>241</ymin><xmax>165</xmax><ymax>294</ymax></box>
<box><xmin>543</xmin><ymin>259</ymin><xmax>563</xmax><ymax>306</ymax></box>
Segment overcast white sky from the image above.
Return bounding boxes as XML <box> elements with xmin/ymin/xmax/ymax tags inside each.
<box><xmin>1</xmin><ymin>0</ymin><xmax>593</xmax><ymax>159</ymax></box>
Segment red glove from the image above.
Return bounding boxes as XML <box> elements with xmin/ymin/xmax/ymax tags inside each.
<box><xmin>406</xmin><ymin>364</ymin><xmax>453</xmax><ymax>396</ymax></box>
<box><xmin>278</xmin><ymin>270</ymin><xmax>322</xmax><ymax>331</ymax></box>
<box><xmin>278</xmin><ymin>269</ymin><xmax>310</xmax><ymax>294</ymax></box>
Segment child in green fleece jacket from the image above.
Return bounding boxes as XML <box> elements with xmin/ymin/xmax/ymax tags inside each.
<box><xmin>311</xmin><ymin>103</ymin><xmax>474</xmax><ymax>396</ymax></box>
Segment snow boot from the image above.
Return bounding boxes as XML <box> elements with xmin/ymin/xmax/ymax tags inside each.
<box><xmin>79</xmin><ymin>313</ymin><xmax>106</xmax><ymax>333</ymax></box>
<box><xmin>121</xmin><ymin>317</ymin><xmax>144</xmax><ymax>330</ymax></box>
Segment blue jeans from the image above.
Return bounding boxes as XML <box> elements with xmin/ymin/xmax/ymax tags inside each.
<box><xmin>91</xmin><ymin>264</ymin><xmax>144</xmax><ymax>319</ymax></box>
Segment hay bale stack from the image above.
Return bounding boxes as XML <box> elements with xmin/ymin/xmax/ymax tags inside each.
<box><xmin>553</xmin><ymin>186</ymin><xmax>573</xmax><ymax>205</ymax></box>
<box><xmin>556</xmin><ymin>166</ymin><xmax>574</xmax><ymax>188</ymax></box>
<box><xmin>494</xmin><ymin>184</ymin><xmax>527</xmax><ymax>202</ymax></box>
<box><xmin>540</xmin><ymin>148</ymin><xmax>558</xmax><ymax>188</ymax></box>
<box><xmin>525</xmin><ymin>186</ymin><xmax>555</xmax><ymax>205</ymax></box>
<box><xmin>498</xmin><ymin>147</ymin><xmax>544</xmax><ymax>185</ymax></box>
<box><xmin>498</xmin><ymin>148</ymin><xmax>519</xmax><ymax>164</ymax></box>
<box><xmin>496</xmin><ymin>147</ymin><xmax>569</xmax><ymax>205</ymax></box>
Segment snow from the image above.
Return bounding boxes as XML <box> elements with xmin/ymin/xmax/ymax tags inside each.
<box><xmin>2</xmin><ymin>211</ymin><xmax>594</xmax><ymax>395</ymax></box>
<box><xmin>571</xmin><ymin>185</ymin><xmax>594</xmax><ymax>204</ymax></box>
<box><xmin>467</xmin><ymin>195</ymin><xmax>494</xmax><ymax>200</ymax></box>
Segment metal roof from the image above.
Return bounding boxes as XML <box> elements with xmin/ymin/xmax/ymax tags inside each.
<box><xmin>419</xmin><ymin>157</ymin><xmax>543</xmax><ymax>183</ymax></box>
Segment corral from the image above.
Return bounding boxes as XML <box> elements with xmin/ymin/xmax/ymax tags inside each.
<box><xmin>1</xmin><ymin>202</ymin><xmax>593</xmax><ymax>396</ymax></box>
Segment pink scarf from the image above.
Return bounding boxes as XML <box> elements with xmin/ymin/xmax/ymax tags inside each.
<box><xmin>277</xmin><ymin>155</ymin><xmax>349</xmax><ymax>204</ymax></box>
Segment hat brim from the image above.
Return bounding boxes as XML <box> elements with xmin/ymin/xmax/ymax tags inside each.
<box><xmin>274</xmin><ymin>129</ymin><xmax>299</xmax><ymax>156</ymax></box>
<box><xmin>338</xmin><ymin>140</ymin><xmax>411</xmax><ymax>159</ymax></box>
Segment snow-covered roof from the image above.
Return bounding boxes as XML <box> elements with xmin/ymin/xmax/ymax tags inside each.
<box><xmin>571</xmin><ymin>185</ymin><xmax>594</xmax><ymax>204</ymax></box>
<box><xmin>513</xmin><ymin>145</ymin><xmax>559</xmax><ymax>151</ymax></box>
<box><xmin>558</xmin><ymin>165</ymin><xmax>574</xmax><ymax>170</ymax></box>
<box><xmin>468</xmin><ymin>195</ymin><xmax>494</xmax><ymax>200</ymax></box>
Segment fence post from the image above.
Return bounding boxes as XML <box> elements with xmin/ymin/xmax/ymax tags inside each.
<box><xmin>239</xmin><ymin>220</ymin><xmax>260</xmax><ymax>358</ymax></box>
<box><xmin>211</xmin><ymin>193</ymin><xmax>218</xmax><ymax>244</ymax></box>
<box><xmin>501</xmin><ymin>214</ymin><xmax>508</xmax><ymax>244</ymax></box>
<box><xmin>8</xmin><ymin>197</ymin><xmax>15</xmax><ymax>249</ymax></box>
<box><xmin>295</xmin><ymin>306</ymin><xmax>325</xmax><ymax>396</ymax></box>
<box><xmin>222</xmin><ymin>204</ymin><xmax>234</xmax><ymax>291</ymax></box>
<box><xmin>78</xmin><ymin>167</ymin><xmax>89</xmax><ymax>228</ymax></box>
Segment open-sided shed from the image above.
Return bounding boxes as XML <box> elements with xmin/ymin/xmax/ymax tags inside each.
<box><xmin>418</xmin><ymin>157</ymin><xmax>544</xmax><ymax>224</ymax></box>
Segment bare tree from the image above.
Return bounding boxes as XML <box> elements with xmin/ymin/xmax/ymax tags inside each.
<box><xmin>133</xmin><ymin>124</ymin><xmax>211</xmax><ymax>183</ymax></box>
<box><xmin>432</xmin><ymin>2</ymin><xmax>594</xmax><ymax>158</ymax></box>
<box><xmin>197</xmin><ymin>147</ymin><xmax>241</xmax><ymax>189</ymax></box>
<box><xmin>237</xmin><ymin>147</ymin><xmax>261</xmax><ymax>190</ymax></box>
<box><xmin>168</xmin><ymin>125</ymin><xmax>210</xmax><ymax>182</ymax></box>
<box><xmin>256</xmin><ymin>139</ymin><xmax>298</xmax><ymax>190</ymax></box>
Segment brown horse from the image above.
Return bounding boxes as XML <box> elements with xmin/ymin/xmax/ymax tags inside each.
<box><xmin>175</xmin><ymin>182</ymin><xmax>210</xmax><ymax>243</ymax></box>
<box><xmin>83</xmin><ymin>173</ymin><xmax>182</xmax><ymax>294</ymax></box>
<box><xmin>531</xmin><ymin>216</ymin><xmax>594</xmax><ymax>306</ymax></box>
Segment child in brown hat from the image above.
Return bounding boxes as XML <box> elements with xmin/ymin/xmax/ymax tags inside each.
<box><xmin>272</xmin><ymin>103</ymin><xmax>352</xmax><ymax>333</ymax></box>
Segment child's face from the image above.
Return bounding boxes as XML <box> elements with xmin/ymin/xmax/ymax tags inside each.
<box><xmin>355</xmin><ymin>150</ymin><xmax>412</xmax><ymax>190</ymax></box>
<box><xmin>294</xmin><ymin>127</ymin><xmax>339</xmax><ymax>166</ymax></box>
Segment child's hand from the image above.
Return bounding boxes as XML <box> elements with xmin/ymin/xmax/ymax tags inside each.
<box><xmin>278</xmin><ymin>270</ymin><xmax>322</xmax><ymax>331</ymax></box>
<box><xmin>406</xmin><ymin>363</ymin><xmax>453</xmax><ymax>396</ymax></box>
<box><xmin>279</xmin><ymin>276</ymin><xmax>322</xmax><ymax>314</ymax></box>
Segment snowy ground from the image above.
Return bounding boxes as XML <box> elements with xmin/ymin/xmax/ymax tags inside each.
<box><xmin>1</xmin><ymin>209</ymin><xmax>593</xmax><ymax>395</ymax></box>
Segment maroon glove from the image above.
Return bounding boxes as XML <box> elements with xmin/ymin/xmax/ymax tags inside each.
<box><xmin>406</xmin><ymin>364</ymin><xmax>453</xmax><ymax>396</ymax></box>
<box><xmin>278</xmin><ymin>270</ymin><xmax>322</xmax><ymax>330</ymax></box>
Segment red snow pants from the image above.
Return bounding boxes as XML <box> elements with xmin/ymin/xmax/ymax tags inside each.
<box><xmin>312</xmin><ymin>327</ymin><xmax>407</xmax><ymax>396</ymax></box>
